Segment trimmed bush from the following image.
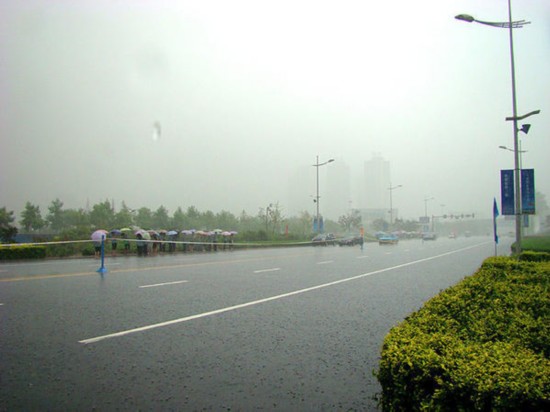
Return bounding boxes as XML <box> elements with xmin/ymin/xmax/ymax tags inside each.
<box><xmin>377</xmin><ymin>257</ymin><xmax>550</xmax><ymax>411</ymax></box>
<box><xmin>0</xmin><ymin>245</ymin><xmax>46</xmax><ymax>260</ymax></box>
<box><xmin>520</xmin><ymin>251</ymin><xmax>550</xmax><ymax>262</ymax></box>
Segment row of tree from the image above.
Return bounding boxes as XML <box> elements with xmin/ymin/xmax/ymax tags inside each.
<box><xmin>2</xmin><ymin>196</ymin><xmax>465</xmax><ymax>243</ymax></box>
<box><xmin>2</xmin><ymin>199</ymin><xmax>349</xmax><ymax>242</ymax></box>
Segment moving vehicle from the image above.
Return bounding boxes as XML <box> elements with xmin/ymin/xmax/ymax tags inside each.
<box><xmin>422</xmin><ymin>232</ymin><xmax>437</xmax><ymax>241</ymax></box>
<box><xmin>311</xmin><ymin>233</ymin><xmax>336</xmax><ymax>246</ymax></box>
<box><xmin>378</xmin><ymin>234</ymin><xmax>399</xmax><ymax>245</ymax></box>
<box><xmin>338</xmin><ymin>234</ymin><xmax>363</xmax><ymax>246</ymax></box>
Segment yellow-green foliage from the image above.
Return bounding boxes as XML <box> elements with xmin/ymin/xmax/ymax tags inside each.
<box><xmin>0</xmin><ymin>245</ymin><xmax>46</xmax><ymax>260</ymax></box>
<box><xmin>377</xmin><ymin>257</ymin><xmax>550</xmax><ymax>411</ymax></box>
<box><xmin>519</xmin><ymin>250</ymin><xmax>550</xmax><ymax>262</ymax></box>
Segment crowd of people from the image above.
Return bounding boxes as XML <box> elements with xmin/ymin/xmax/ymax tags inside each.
<box><xmin>108</xmin><ymin>230</ymin><xmax>236</xmax><ymax>257</ymax></box>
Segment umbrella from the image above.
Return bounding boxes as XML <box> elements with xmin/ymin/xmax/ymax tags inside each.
<box><xmin>181</xmin><ymin>230</ymin><xmax>194</xmax><ymax>235</ymax></box>
<box><xmin>91</xmin><ymin>229</ymin><xmax>108</xmax><ymax>242</ymax></box>
<box><xmin>221</xmin><ymin>231</ymin><xmax>232</xmax><ymax>236</ymax></box>
<box><xmin>110</xmin><ymin>229</ymin><xmax>122</xmax><ymax>235</ymax></box>
<box><xmin>167</xmin><ymin>230</ymin><xmax>178</xmax><ymax>236</ymax></box>
<box><xmin>135</xmin><ymin>229</ymin><xmax>151</xmax><ymax>240</ymax></box>
<box><xmin>142</xmin><ymin>232</ymin><xmax>151</xmax><ymax>240</ymax></box>
<box><xmin>120</xmin><ymin>227</ymin><xmax>132</xmax><ymax>233</ymax></box>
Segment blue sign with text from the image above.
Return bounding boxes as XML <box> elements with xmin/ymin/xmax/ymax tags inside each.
<box><xmin>501</xmin><ymin>170</ymin><xmax>515</xmax><ymax>216</ymax></box>
<box><xmin>521</xmin><ymin>169</ymin><xmax>535</xmax><ymax>214</ymax></box>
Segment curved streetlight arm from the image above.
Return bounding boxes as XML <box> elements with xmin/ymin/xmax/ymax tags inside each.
<box><xmin>313</xmin><ymin>159</ymin><xmax>335</xmax><ymax>167</ymax></box>
<box><xmin>505</xmin><ymin>110</ymin><xmax>540</xmax><ymax>121</ymax></box>
<box><xmin>499</xmin><ymin>145</ymin><xmax>527</xmax><ymax>153</ymax></box>
<box><xmin>455</xmin><ymin>14</ymin><xmax>530</xmax><ymax>28</ymax></box>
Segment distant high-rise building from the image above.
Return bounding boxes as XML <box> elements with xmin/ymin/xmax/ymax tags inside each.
<box><xmin>363</xmin><ymin>154</ymin><xmax>390</xmax><ymax>210</ymax></box>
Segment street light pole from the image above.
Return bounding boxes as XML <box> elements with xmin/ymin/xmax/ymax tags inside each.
<box><xmin>424</xmin><ymin>196</ymin><xmax>434</xmax><ymax>219</ymax></box>
<box><xmin>313</xmin><ymin>155</ymin><xmax>335</xmax><ymax>233</ymax></box>
<box><xmin>455</xmin><ymin>2</ymin><xmax>540</xmax><ymax>254</ymax></box>
<box><xmin>506</xmin><ymin>0</ymin><xmax>523</xmax><ymax>255</ymax></box>
<box><xmin>388</xmin><ymin>183</ymin><xmax>402</xmax><ymax>226</ymax></box>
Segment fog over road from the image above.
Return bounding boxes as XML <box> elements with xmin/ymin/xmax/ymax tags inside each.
<box><xmin>0</xmin><ymin>236</ymin><xmax>512</xmax><ymax>410</ymax></box>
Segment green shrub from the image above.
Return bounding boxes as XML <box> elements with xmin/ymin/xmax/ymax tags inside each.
<box><xmin>521</xmin><ymin>236</ymin><xmax>550</xmax><ymax>252</ymax></box>
<box><xmin>519</xmin><ymin>251</ymin><xmax>550</xmax><ymax>262</ymax></box>
<box><xmin>377</xmin><ymin>257</ymin><xmax>550</xmax><ymax>411</ymax></box>
<box><xmin>0</xmin><ymin>245</ymin><xmax>46</xmax><ymax>260</ymax></box>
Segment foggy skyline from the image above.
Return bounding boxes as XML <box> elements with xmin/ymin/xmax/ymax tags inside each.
<box><xmin>1</xmin><ymin>0</ymin><xmax>549</xmax><ymax>222</ymax></box>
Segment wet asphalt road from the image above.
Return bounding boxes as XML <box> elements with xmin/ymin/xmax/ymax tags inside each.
<box><xmin>0</xmin><ymin>236</ymin><xmax>512</xmax><ymax>411</ymax></box>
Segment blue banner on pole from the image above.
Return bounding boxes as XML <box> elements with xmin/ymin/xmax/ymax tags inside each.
<box><xmin>500</xmin><ymin>170</ymin><xmax>515</xmax><ymax>216</ymax></box>
<box><xmin>521</xmin><ymin>169</ymin><xmax>535</xmax><ymax>215</ymax></box>
<box><xmin>493</xmin><ymin>198</ymin><xmax>499</xmax><ymax>245</ymax></box>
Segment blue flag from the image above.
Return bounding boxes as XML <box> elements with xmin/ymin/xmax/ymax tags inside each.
<box><xmin>493</xmin><ymin>198</ymin><xmax>499</xmax><ymax>244</ymax></box>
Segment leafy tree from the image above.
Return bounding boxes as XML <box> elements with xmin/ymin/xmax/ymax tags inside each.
<box><xmin>267</xmin><ymin>202</ymin><xmax>284</xmax><ymax>235</ymax></box>
<box><xmin>64</xmin><ymin>208</ymin><xmax>90</xmax><ymax>229</ymax></box>
<box><xmin>298</xmin><ymin>210</ymin><xmax>313</xmax><ymax>236</ymax></box>
<box><xmin>135</xmin><ymin>207</ymin><xmax>153</xmax><ymax>229</ymax></box>
<box><xmin>215</xmin><ymin>210</ymin><xmax>238</xmax><ymax>230</ymax></box>
<box><xmin>238</xmin><ymin>210</ymin><xmax>260</xmax><ymax>232</ymax></box>
<box><xmin>20</xmin><ymin>202</ymin><xmax>45</xmax><ymax>231</ymax></box>
<box><xmin>285</xmin><ymin>211</ymin><xmax>313</xmax><ymax>239</ymax></box>
<box><xmin>338</xmin><ymin>209</ymin><xmax>362</xmax><ymax>233</ymax></box>
<box><xmin>0</xmin><ymin>207</ymin><xmax>18</xmax><ymax>242</ymax></box>
<box><xmin>172</xmin><ymin>207</ymin><xmax>186</xmax><ymax>229</ymax></box>
<box><xmin>89</xmin><ymin>200</ymin><xmax>115</xmax><ymax>229</ymax></box>
<box><xmin>152</xmin><ymin>205</ymin><xmax>170</xmax><ymax>229</ymax></box>
<box><xmin>46</xmin><ymin>198</ymin><xmax>65</xmax><ymax>232</ymax></box>
<box><xmin>112</xmin><ymin>201</ymin><xmax>134</xmax><ymax>229</ymax></box>
<box><xmin>201</xmin><ymin>210</ymin><xmax>216</xmax><ymax>229</ymax></box>
<box><xmin>185</xmin><ymin>206</ymin><xmax>201</xmax><ymax>229</ymax></box>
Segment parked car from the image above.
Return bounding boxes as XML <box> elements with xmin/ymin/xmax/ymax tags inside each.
<box><xmin>338</xmin><ymin>235</ymin><xmax>363</xmax><ymax>246</ymax></box>
<box><xmin>379</xmin><ymin>234</ymin><xmax>399</xmax><ymax>245</ymax></box>
<box><xmin>311</xmin><ymin>233</ymin><xmax>336</xmax><ymax>246</ymax></box>
<box><xmin>422</xmin><ymin>232</ymin><xmax>437</xmax><ymax>241</ymax></box>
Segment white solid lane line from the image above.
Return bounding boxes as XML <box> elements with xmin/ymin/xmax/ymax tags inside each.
<box><xmin>79</xmin><ymin>242</ymin><xmax>489</xmax><ymax>345</ymax></box>
<box><xmin>139</xmin><ymin>280</ymin><xmax>188</xmax><ymax>288</ymax></box>
<box><xmin>317</xmin><ymin>260</ymin><xmax>333</xmax><ymax>265</ymax></box>
<box><xmin>254</xmin><ymin>268</ymin><xmax>281</xmax><ymax>274</ymax></box>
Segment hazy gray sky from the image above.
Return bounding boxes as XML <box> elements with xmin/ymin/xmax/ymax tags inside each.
<box><xmin>1</xmin><ymin>0</ymin><xmax>549</xmax><ymax>221</ymax></box>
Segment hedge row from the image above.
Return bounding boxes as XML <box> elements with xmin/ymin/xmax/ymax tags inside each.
<box><xmin>519</xmin><ymin>251</ymin><xmax>550</xmax><ymax>262</ymax></box>
<box><xmin>377</xmin><ymin>257</ymin><xmax>550</xmax><ymax>411</ymax></box>
<box><xmin>0</xmin><ymin>245</ymin><xmax>46</xmax><ymax>260</ymax></box>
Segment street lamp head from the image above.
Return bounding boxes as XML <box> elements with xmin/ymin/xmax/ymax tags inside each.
<box><xmin>328</xmin><ymin>159</ymin><xmax>335</xmax><ymax>163</ymax></box>
<box><xmin>455</xmin><ymin>14</ymin><xmax>475</xmax><ymax>23</ymax></box>
<box><xmin>455</xmin><ymin>13</ymin><xmax>530</xmax><ymax>29</ymax></box>
<box><xmin>520</xmin><ymin>124</ymin><xmax>531</xmax><ymax>134</ymax></box>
